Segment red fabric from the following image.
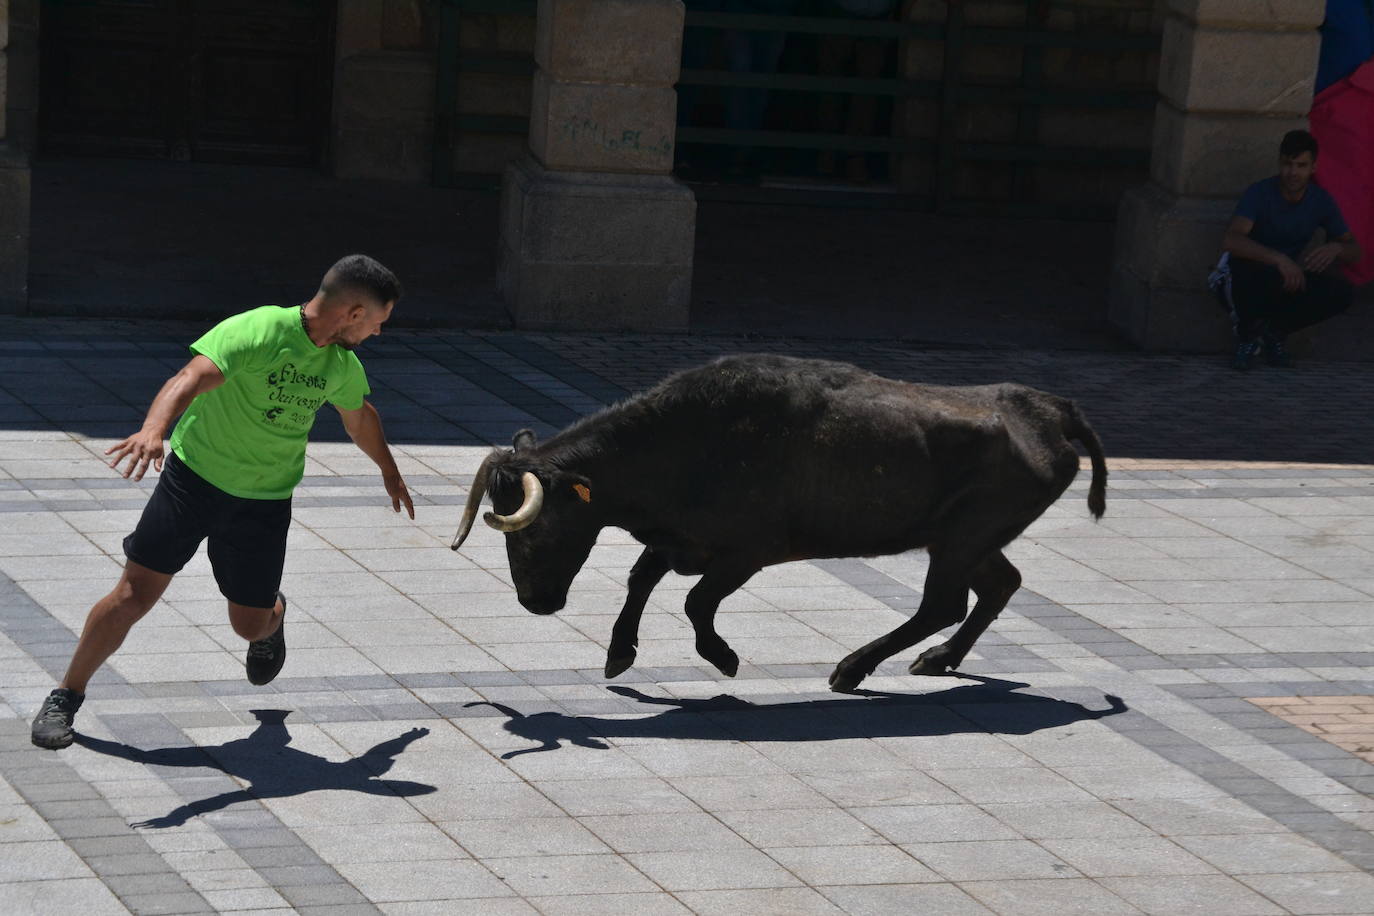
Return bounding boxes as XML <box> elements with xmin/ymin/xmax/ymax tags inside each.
<box><xmin>1309</xmin><ymin>59</ymin><xmax>1374</xmax><ymax>286</ymax></box>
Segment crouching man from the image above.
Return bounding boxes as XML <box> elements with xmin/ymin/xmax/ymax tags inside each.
<box><xmin>1216</xmin><ymin>130</ymin><xmax>1363</xmax><ymax>369</ymax></box>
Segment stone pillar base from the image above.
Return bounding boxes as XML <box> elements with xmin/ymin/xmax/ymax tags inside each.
<box><xmin>1109</xmin><ymin>181</ymin><xmax>1233</xmax><ymax>351</ymax></box>
<box><xmin>498</xmin><ymin>156</ymin><xmax>695</xmax><ymax>331</ymax></box>
<box><xmin>0</xmin><ymin>151</ymin><xmax>30</xmax><ymax>314</ymax></box>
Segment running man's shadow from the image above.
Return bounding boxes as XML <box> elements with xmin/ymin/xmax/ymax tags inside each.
<box><xmin>475</xmin><ymin>678</ymin><xmax>1127</xmax><ymax>759</ymax></box>
<box><xmin>74</xmin><ymin>709</ymin><xmax>435</xmax><ymax>828</ymax></box>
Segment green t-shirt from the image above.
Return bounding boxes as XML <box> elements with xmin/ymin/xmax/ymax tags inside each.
<box><xmin>169</xmin><ymin>305</ymin><xmax>370</xmax><ymax>499</ymax></box>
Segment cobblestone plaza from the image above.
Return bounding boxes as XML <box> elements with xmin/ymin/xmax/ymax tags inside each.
<box><xmin>2</xmin><ymin>318</ymin><xmax>1373</xmax><ymax>914</ymax></box>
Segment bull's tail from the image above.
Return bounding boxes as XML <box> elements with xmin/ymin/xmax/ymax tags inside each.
<box><xmin>1065</xmin><ymin>403</ymin><xmax>1107</xmax><ymax>519</ymax></box>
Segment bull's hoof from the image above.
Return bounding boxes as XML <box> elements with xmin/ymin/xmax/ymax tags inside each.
<box><xmin>699</xmin><ymin>642</ymin><xmax>739</xmax><ymax>678</ymax></box>
<box><xmin>908</xmin><ymin>657</ymin><xmax>952</xmax><ymax>677</ymax></box>
<box><xmin>713</xmin><ymin>651</ymin><xmax>740</xmax><ymax>678</ymax></box>
<box><xmin>829</xmin><ymin>650</ymin><xmax>871</xmax><ymax>692</ymax></box>
<box><xmin>604</xmin><ymin>650</ymin><xmax>636</xmax><ymax>679</ymax></box>
<box><xmin>909</xmin><ymin>646</ymin><xmax>956</xmax><ymax>677</ymax></box>
<box><xmin>828</xmin><ymin>665</ymin><xmax>866</xmax><ymax>693</ymax></box>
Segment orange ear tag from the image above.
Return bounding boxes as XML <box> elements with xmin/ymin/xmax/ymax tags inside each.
<box><xmin>573</xmin><ymin>484</ymin><xmax>592</xmax><ymax>503</ymax></box>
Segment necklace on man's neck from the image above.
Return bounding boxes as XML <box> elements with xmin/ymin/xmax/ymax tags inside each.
<box><xmin>299</xmin><ymin>304</ymin><xmax>311</xmax><ymax>338</ymax></box>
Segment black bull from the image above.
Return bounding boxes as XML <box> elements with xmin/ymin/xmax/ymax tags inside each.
<box><xmin>452</xmin><ymin>354</ymin><xmax>1106</xmax><ymax>692</ymax></box>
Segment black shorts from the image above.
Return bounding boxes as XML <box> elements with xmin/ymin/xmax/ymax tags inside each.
<box><xmin>123</xmin><ymin>452</ymin><xmax>291</xmax><ymax>609</ymax></box>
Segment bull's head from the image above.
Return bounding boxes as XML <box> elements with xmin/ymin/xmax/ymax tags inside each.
<box><xmin>450</xmin><ymin>430</ymin><xmax>599</xmax><ymax>615</ymax></box>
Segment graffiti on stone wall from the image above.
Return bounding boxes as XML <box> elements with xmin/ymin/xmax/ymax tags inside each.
<box><xmin>560</xmin><ymin>117</ymin><xmax>672</xmax><ymax>158</ymax></box>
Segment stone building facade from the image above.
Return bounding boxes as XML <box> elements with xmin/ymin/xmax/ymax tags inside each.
<box><xmin>336</xmin><ymin>0</ymin><xmax>1163</xmax><ymax>215</ymax></box>
<box><xmin>334</xmin><ymin>1</ymin><xmax>531</xmax><ymax>182</ymax></box>
<box><xmin>1110</xmin><ymin>0</ymin><xmax>1330</xmax><ymax>349</ymax></box>
<box><xmin>0</xmin><ymin>0</ymin><xmax>1344</xmax><ymax>348</ymax></box>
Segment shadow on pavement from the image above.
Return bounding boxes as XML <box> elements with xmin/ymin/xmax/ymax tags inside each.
<box><xmin>73</xmin><ymin>709</ymin><xmax>435</xmax><ymax>828</ymax></box>
<box><xmin>471</xmin><ymin>678</ymin><xmax>1127</xmax><ymax>759</ymax></box>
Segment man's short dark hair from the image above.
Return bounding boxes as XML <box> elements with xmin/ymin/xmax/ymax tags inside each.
<box><xmin>1280</xmin><ymin>129</ymin><xmax>1318</xmax><ymax>160</ymax></box>
<box><xmin>322</xmin><ymin>254</ymin><xmax>402</xmax><ymax>307</ymax></box>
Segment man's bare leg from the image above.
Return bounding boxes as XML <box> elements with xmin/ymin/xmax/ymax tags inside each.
<box><xmin>228</xmin><ymin>594</ymin><xmax>283</xmax><ymax>643</ymax></box>
<box><xmin>62</xmin><ymin>560</ymin><xmax>173</xmax><ymax>695</ymax></box>
<box><xmin>33</xmin><ymin>560</ymin><xmax>172</xmax><ymax>748</ymax></box>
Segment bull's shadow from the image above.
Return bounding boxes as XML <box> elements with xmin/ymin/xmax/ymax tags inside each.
<box><xmin>74</xmin><ymin>709</ymin><xmax>435</xmax><ymax>828</ymax></box>
<box><xmin>474</xmin><ymin>678</ymin><xmax>1127</xmax><ymax>758</ymax></box>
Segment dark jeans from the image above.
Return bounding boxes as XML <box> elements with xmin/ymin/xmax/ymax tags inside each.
<box><xmin>1223</xmin><ymin>259</ymin><xmax>1354</xmax><ymax>340</ymax></box>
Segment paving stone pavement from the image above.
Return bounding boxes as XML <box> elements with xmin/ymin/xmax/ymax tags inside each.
<box><xmin>2</xmin><ymin>316</ymin><xmax>1374</xmax><ymax>915</ymax></box>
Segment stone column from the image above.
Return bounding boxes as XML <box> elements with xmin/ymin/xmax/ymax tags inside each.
<box><xmin>1109</xmin><ymin>0</ymin><xmax>1324</xmax><ymax>350</ymax></box>
<box><xmin>332</xmin><ymin>0</ymin><xmax>440</xmax><ymax>182</ymax></box>
<box><xmin>0</xmin><ymin>0</ymin><xmax>37</xmax><ymax>313</ymax></box>
<box><xmin>499</xmin><ymin>0</ymin><xmax>694</xmax><ymax>330</ymax></box>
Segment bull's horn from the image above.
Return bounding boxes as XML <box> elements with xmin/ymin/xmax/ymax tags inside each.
<box><xmin>484</xmin><ymin>472</ymin><xmax>543</xmax><ymax>532</ymax></box>
<box><xmin>451</xmin><ymin>454</ymin><xmax>495</xmax><ymax>550</ymax></box>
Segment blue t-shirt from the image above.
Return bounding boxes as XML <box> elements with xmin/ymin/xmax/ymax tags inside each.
<box><xmin>1234</xmin><ymin>176</ymin><xmax>1351</xmax><ymax>260</ymax></box>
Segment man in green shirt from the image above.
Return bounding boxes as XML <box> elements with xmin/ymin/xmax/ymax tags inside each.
<box><xmin>32</xmin><ymin>254</ymin><xmax>416</xmax><ymax>749</ymax></box>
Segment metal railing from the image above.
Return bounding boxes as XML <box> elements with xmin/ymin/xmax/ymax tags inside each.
<box><xmin>433</xmin><ymin>0</ymin><xmax>1160</xmax><ymax>217</ymax></box>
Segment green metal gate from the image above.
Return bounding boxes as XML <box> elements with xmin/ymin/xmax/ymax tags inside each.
<box><xmin>433</xmin><ymin>0</ymin><xmax>1160</xmax><ymax>218</ymax></box>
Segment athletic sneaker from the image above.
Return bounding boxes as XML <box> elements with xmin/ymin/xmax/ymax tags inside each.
<box><xmin>1263</xmin><ymin>333</ymin><xmax>1294</xmax><ymax>368</ymax></box>
<box><xmin>246</xmin><ymin>591</ymin><xmax>287</xmax><ymax>686</ymax></box>
<box><xmin>31</xmin><ymin>688</ymin><xmax>84</xmax><ymax>749</ymax></box>
<box><xmin>1232</xmin><ymin>337</ymin><xmax>1261</xmax><ymax>371</ymax></box>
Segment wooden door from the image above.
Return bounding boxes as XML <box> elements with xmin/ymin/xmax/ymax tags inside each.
<box><xmin>40</xmin><ymin>0</ymin><xmax>335</xmax><ymax>166</ymax></box>
<box><xmin>189</xmin><ymin>0</ymin><xmax>333</xmax><ymax>164</ymax></box>
<box><xmin>40</xmin><ymin>0</ymin><xmax>179</xmax><ymax>159</ymax></box>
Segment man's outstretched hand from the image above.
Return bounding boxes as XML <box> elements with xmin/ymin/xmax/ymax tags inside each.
<box><xmin>384</xmin><ymin>471</ymin><xmax>415</xmax><ymax>519</ymax></box>
<box><xmin>105</xmin><ymin>430</ymin><xmax>165</xmax><ymax>481</ymax></box>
